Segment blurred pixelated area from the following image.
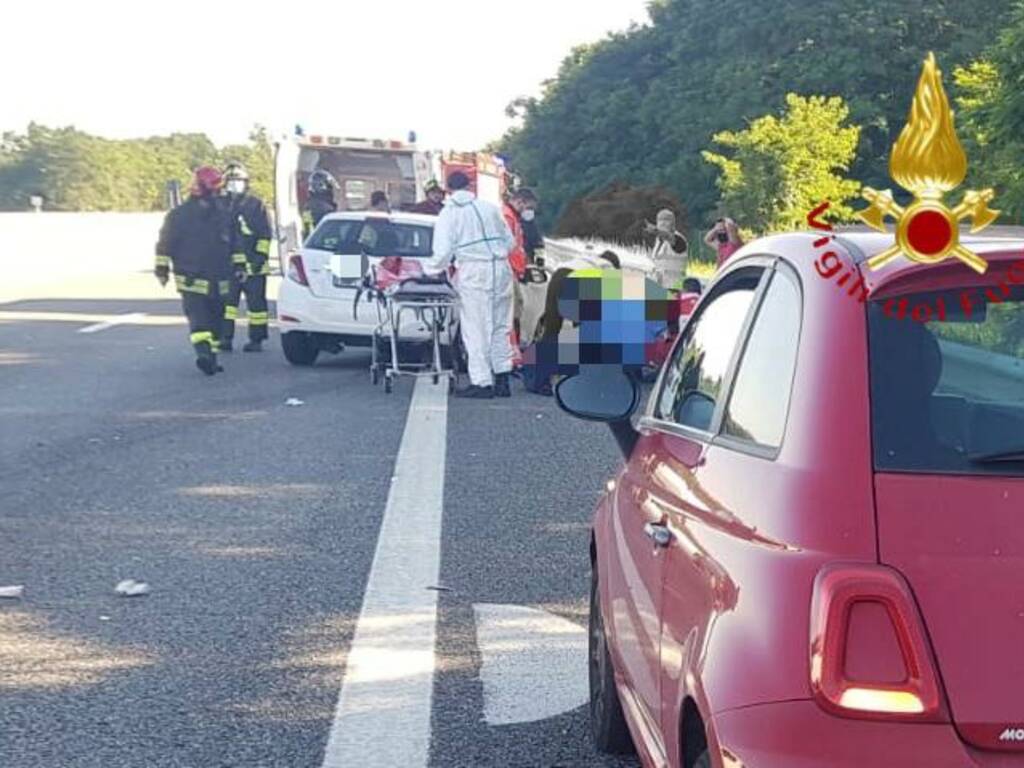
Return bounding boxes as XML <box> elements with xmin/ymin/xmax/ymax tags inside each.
<box><xmin>524</xmin><ymin>269</ymin><xmax>681</xmax><ymax>378</ymax></box>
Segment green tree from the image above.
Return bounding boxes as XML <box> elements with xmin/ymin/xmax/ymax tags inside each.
<box><xmin>499</xmin><ymin>0</ymin><xmax>1012</xmax><ymax>229</ymax></box>
<box><xmin>954</xmin><ymin>2</ymin><xmax>1024</xmax><ymax>223</ymax></box>
<box><xmin>0</xmin><ymin>124</ymin><xmax>272</xmax><ymax>212</ymax></box>
<box><xmin>702</xmin><ymin>94</ymin><xmax>861</xmax><ymax>233</ymax></box>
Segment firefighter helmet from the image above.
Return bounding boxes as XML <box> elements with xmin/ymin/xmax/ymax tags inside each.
<box><xmin>309</xmin><ymin>169</ymin><xmax>338</xmax><ymax>195</ymax></box>
<box><xmin>224</xmin><ymin>162</ymin><xmax>250</xmax><ymax>182</ymax></box>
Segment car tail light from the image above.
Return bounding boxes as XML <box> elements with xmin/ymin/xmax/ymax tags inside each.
<box><xmin>287</xmin><ymin>254</ymin><xmax>309</xmax><ymax>286</ymax></box>
<box><xmin>810</xmin><ymin>564</ymin><xmax>946</xmax><ymax>722</ymax></box>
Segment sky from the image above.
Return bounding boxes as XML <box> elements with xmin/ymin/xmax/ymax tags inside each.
<box><xmin>1</xmin><ymin>0</ymin><xmax>651</xmax><ymax>149</ymax></box>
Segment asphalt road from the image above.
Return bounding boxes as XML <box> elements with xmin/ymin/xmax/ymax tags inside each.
<box><xmin>0</xmin><ymin>287</ymin><xmax>638</xmax><ymax>767</ymax></box>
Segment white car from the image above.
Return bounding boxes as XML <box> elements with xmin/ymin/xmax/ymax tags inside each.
<box><xmin>277</xmin><ymin>211</ymin><xmax>442</xmax><ymax>366</ymax></box>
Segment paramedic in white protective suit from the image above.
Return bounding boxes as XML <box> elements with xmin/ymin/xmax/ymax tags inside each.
<box><xmin>423</xmin><ymin>171</ymin><xmax>517</xmax><ymax>399</ymax></box>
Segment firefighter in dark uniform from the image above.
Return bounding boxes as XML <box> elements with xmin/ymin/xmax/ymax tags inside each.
<box><xmin>222</xmin><ymin>162</ymin><xmax>273</xmax><ymax>352</ymax></box>
<box><xmin>154</xmin><ymin>166</ymin><xmax>234</xmax><ymax>376</ymax></box>
<box><xmin>303</xmin><ymin>169</ymin><xmax>338</xmax><ymax>236</ymax></box>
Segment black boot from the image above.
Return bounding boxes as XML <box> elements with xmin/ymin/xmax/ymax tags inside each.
<box><xmin>454</xmin><ymin>384</ymin><xmax>494</xmax><ymax>399</ymax></box>
<box><xmin>243</xmin><ymin>339</ymin><xmax>263</xmax><ymax>353</ymax></box>
<box><xmin>494</xmin><ymin>373</ymin><xmax>511</xmax><ymax>398</ymax></box>
<box><xmin>196</xmin><ymin>354</ymin><xmax>219</xmax><ymax>376</ymax></box>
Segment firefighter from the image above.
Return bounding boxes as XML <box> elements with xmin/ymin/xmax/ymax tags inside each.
<box><xmin>154</xmin><ymin>166</ymin><xmax>234</xmax><ymax>376</ymax></box>
<box><xmin>303</xmin><ymin>169</ymin><xmax>338</xmax><ymax>235</ymax></box>
<box><xmin>222</xmin><ymin>162</ymin><xmax>273</xmax><ymax>352</ymax></box>
<box><xmin>409</xmin><ymin>179</ymin><xmax>446</xmax><ymax>215</ymax></box>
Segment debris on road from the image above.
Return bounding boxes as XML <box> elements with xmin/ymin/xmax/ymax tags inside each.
<box><xmin>426</xmin><ymin>585</ymin><xmax>453</xmax><ymax>593</ymax></box>
<box><xmin>0</xmin><ymin>585</ymin><xmax>24</xmax><ymax>599</ymax></box>
<box><xmin>99</xmin><ymin>615</ymin><xmax>112</xmax><ymax>621</ymax></box>
<box><xmin>115</xmin><ymin>579</ymin><xmax>150</xmax><ymax>597</ymax></box>
<box><xmin>285</xmin><ymin>398</ymin><xmax>305</xmax><ymax>407</ymax></box>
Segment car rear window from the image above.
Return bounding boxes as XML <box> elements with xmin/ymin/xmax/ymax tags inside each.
<box><xmin>868</xmin><ymin>285</ymin><xmax>1024</xmax><ymax>476</ymax></box>
<box><xmin>307</xmin><ymin>219</ymin><xmax>433</xmax><ymax>258</ymax></box>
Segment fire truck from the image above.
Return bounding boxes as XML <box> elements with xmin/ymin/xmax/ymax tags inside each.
<box><xmin>436</xmin><ymin>151</ymin><xmax>512</xmax><ymax>206</ymax></box>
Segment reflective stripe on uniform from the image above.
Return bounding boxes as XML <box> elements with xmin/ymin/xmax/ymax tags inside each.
<box><xmin>175</xmin><ymin>275</ymin><xmax>211</xmax><ymax>294</ymax></box>
<box><xmin>238</xmin><ymin>215</ymin><xmax>253</xmax><ymax>236</ymax></box>
<box><xmin>232</xmin><ymin>252</ymin><xmax>248</xmax><ymax>265</ymax></box>
<box><xmin>155</xmin><ymin>254</ymin><xmax>171</xmax><ymax>267</ymax></box>
<box><xmin>224</xmin><ymin>305</ymin><xmax>239</xmax><ymax>320</ymax></box>
<box><xmin>190</xmin><ymin>331</ymin><xmax>215</xmax><ymax>345</ymax></box>
<box><xmin>248</xmin><ymin>312</ymin><xmax>270</xmax><ymax>326</ymax></box>
<box><xmin>255</xmin><ymin>239</ymin><xmax>271</xmax><ymax>256</ymax></box>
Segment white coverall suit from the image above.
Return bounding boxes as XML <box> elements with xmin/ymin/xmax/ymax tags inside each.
<box><xmin>424</xmin><ymin>190</ymin><xmax>517</xmax><ymax>387</ymax></box>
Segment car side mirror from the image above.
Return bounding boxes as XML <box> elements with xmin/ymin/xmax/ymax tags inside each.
<box><xmin>556</xmin><ymin>367</ymin><xmax>642</xmax><ymax>458</ymax></box>
<box><xmin>677</xmin><ymin>390</ymin><xmax>715</xmax><ymax>432</ymax></box>
<box><xmin>555</xmin><ymin>366</ymin><xmax>641</xmax><ymax>423</ymax></box>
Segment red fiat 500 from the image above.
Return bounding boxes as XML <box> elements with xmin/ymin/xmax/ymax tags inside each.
<box><xmin>557</xmin><ymin>231</ymin><xmax>1024</xmax><ymax>767</ymax></box>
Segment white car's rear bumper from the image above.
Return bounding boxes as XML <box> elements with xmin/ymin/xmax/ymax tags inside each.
<box><xmin>276</xmin><ymin>277</ymin><xmax>440</xmax><ymax>342</ymax></box>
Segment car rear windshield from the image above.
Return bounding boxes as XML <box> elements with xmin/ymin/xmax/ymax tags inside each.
<box><xmin>307</xmin><ymin>218</ymin><xmax>433</xmax><ymax>258</ymax></box>
<box><xmin>868</xmin><ymin>285</ymin><xmax>1024</xmax><ymax>476</ymax></box>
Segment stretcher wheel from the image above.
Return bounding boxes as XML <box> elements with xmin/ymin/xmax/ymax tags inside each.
<box><xmin>371</xmin><ymin>366</ymin><xmax>380</xmax><ymax>386</ymax></box>
<box><xmin>384</xmin><ymin>373</ymin><xmax>394</xmax><ymax>394</ymax></box>
<box><xmin>448</xmin><ymin>376</ymin><xmax>456</xmax><ymax>395</ymax></box>
<box><xmin>432</xmin><ymin>373</ymin><xmax>440</xmax><ymax>385</ymax></box>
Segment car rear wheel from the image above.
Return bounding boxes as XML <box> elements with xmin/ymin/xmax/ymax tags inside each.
<box><xmin>590</xmin><ymin>567</ymin><xmax>635</xmax><ymax>755</ymax></box>
<box><xmin>282</xmin><ymin>331</ymin><xmax>319</xmax><ymax>366</ymax></box>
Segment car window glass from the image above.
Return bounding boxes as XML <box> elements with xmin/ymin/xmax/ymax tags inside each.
<box><xmin>306</xmin><ymin>219</ymin><xmax>361</xmax><ymax>252</ymax></box>
<box><xmin>655</xmin><ymin>271</ymin><xmax>761</xmax><ymax>430</ymax></box>
<box><xmin>869</xmin><ymin>284</ymin><xmax>1024</xmax><ymax>475</ymax></box>
<box><xmin>722</xmin><ymin>269</ymin><xmax>801</xmax><ymax>448</ymax></box>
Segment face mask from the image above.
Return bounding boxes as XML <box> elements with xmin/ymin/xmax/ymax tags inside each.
<box><xmin>226</xmin><ymin>180</ymin><xmax>246</xmax><ymax>195</ymax></box>
<box><xmin>521</xmin><ymin>209</ymin><xmax>536</xmax><ymax>222</ymax></box>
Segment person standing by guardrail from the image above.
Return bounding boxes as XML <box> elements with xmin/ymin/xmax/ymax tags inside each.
<box><xmin>644</xmin><ymin>209</ymin><xmax>688</xmax><ymax>291</ymax></box>
<box><xmin>222</xmin><ymin>162</ymin><xmax>273</xmax><ymax>353</ymax></box>
<box><xmin>704</xmin><ymin>216</ymin><xmax>744</xmax><ymax>267</ymax></box>
<box><xmin>154</xmin><ymin>167</ymin><xmax>234</xmax><ymax>376</ymax></box>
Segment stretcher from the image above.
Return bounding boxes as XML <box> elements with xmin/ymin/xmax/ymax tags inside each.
<box><xmin>362</xmin><ymin>257</ymin><xmax>461</xmax><ymax>394</ymax></box>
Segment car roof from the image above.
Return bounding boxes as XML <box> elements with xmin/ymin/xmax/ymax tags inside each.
<box><xmin>740</xmin><ymin>225</ymin><xmax>1024</xmax><ymax>297</ymax></box>
<box><xmin>833</xmin><ymin>225</ymin><xmax>1024</xmax><ymax>265</ymax></box>
<box><xmin>321</xmin><ymin>211</ymin><xmax>437</xmax><ymax>226</ymax></box>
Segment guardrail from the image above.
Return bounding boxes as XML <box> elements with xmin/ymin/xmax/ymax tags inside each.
<box><xmin>541</xmin><ymin>237</ymin><xmax>655</xmax><ymax>275</ymax></box>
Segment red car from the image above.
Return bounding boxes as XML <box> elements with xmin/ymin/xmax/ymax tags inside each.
<box><xmin>556</xmin><ymin>231</ymin><xmax>1024</xmax><ymax>767</ymax></box>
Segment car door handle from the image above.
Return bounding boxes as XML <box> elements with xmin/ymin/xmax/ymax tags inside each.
<box><xmin>643</xmin><ymin>522</ymin><xmax>673</xmax><ymax>548</ymax></box>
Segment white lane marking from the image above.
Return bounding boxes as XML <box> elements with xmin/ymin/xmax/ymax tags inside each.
<box><xmin>77</xmin><ymin>313</ymin><xmax>148</xmax><ymax>334</ymax></box>
<box><xmin>321</xmin><ymin>377</ymin><xmax>448</xmax><ymax>768</ymax></box>
<box><xmin>473</xmin><ymin>603</ymin><xmax>588</xmax><ymax>726</ymax></box>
